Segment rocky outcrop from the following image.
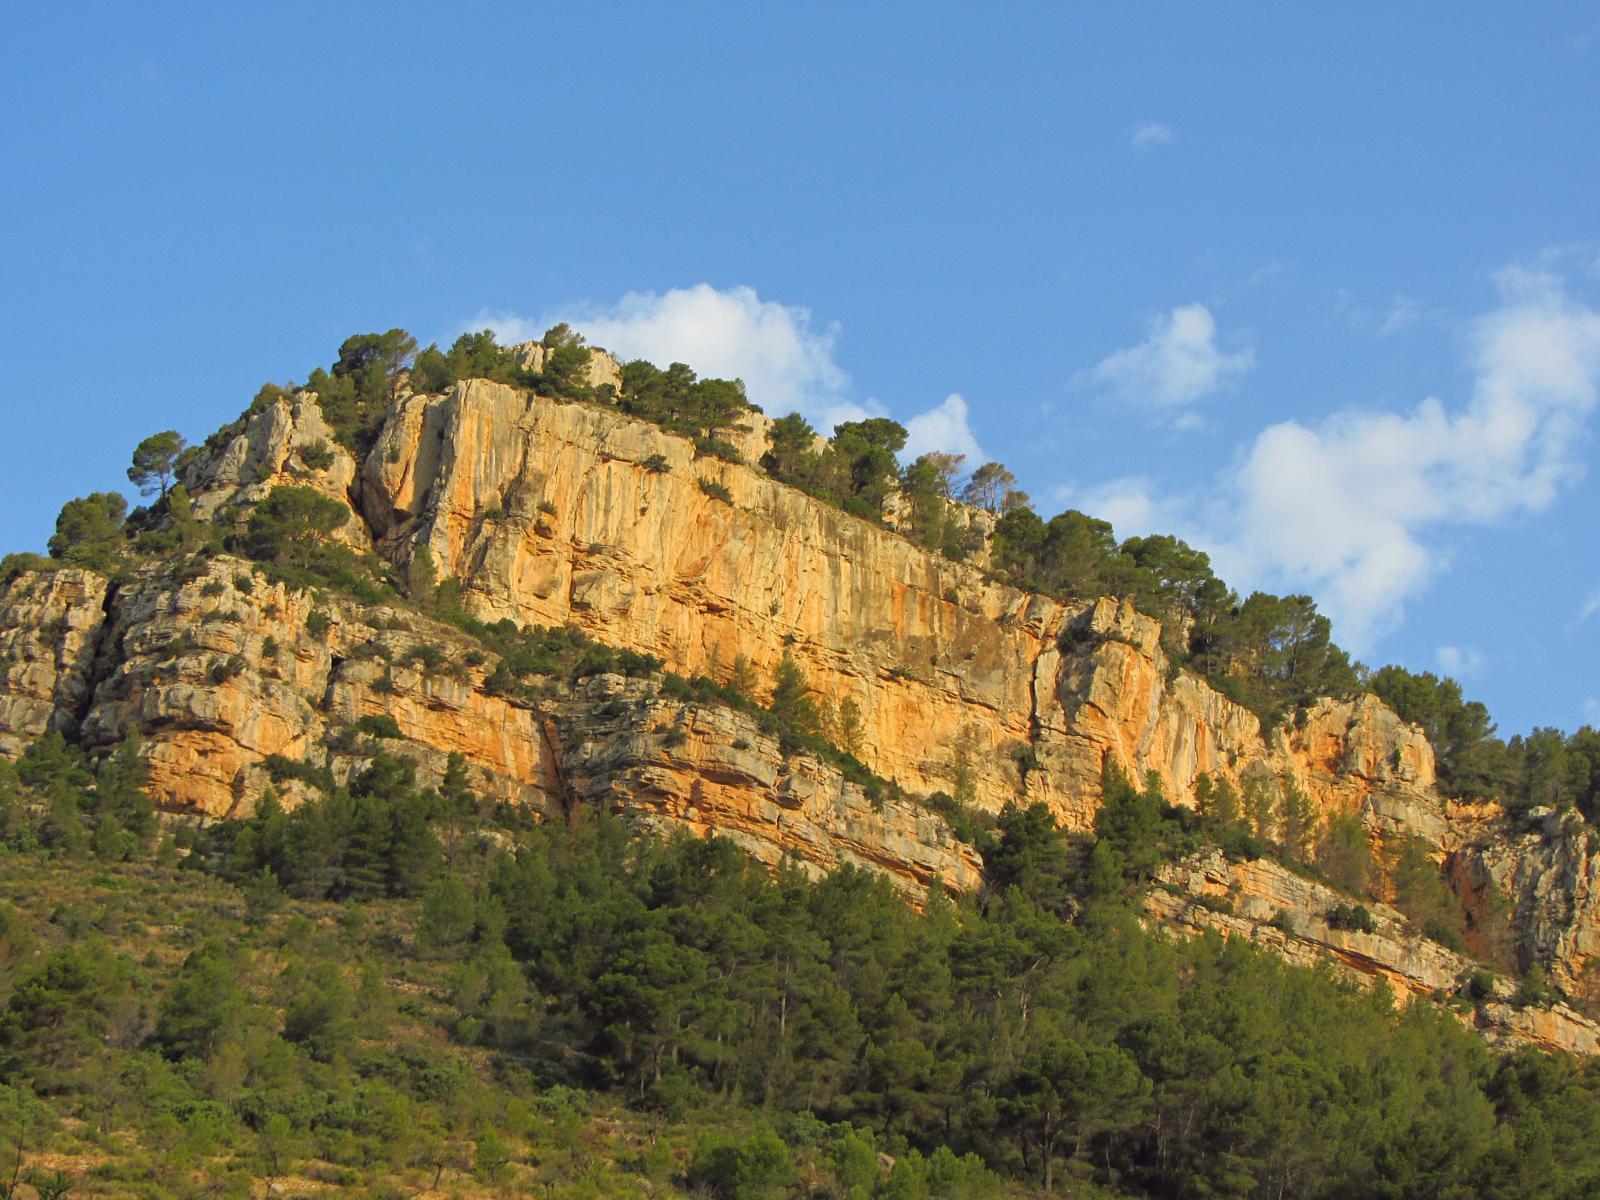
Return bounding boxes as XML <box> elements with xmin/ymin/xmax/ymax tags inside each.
<box><xmin>356</xmin><ymin>383</ymin><xmax>1434</xmax><ymax>840</ymax></box>
<box><xmin>0</xmin><ymin>384</ymin><xmax>1447</xmax><ymax>876</ymax></box>
<box><xmin>1149</xmin><ymin>849</ymin><xmax>1600</xmax><ymax>1056</ymax></box>
<box><xmin>182</xmin><ymin>394</ymin><xmax>368</xmax><ymax>549</ymax></box>
<box><xmin>1459</xmin><ymin>811</ymin><xmax>1600</xmax><ymax>997</ymax></box>
<box><xmin>0</xmin><ymin>553</ymin><xmax>971</xmax><ymax>899</ymax></box>
<box><xmin>5</xmin><ymin>378</ymin><xmax>1599</xmax><ymax>1051</ymax></box>
<box><xmin>0</xmin><ymin>568</ymin><xmax>111</xmax><ymax>755</ymax></box>
<box><xmin>549</xmin><ymin>675</ymin><xmax>981</xmax><ymax>896</ymax></box>
<box><xmin>507</xmin><ymin>341</ymin><xmax>624</xmax><ymax>396</ymax></box>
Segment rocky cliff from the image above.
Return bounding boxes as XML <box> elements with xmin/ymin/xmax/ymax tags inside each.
<box><xmin>0</xmin><ymin>554</ymin><xmax>977</xmax><ymax>902</ymax></box>
<box><xmin>354</xmin><ymin>378</ymin><xmax>1441</xmax><ymax>831</ymax></box>
<box><xmin>1148</xmin><ymin>849</ymin><xmax>1600</xmax><ymax>1055</ymax></box>
<box><xmin>2</xmin><ymin>375</ymin><xmax>1598</xmax><ymax>1050</ymax></box>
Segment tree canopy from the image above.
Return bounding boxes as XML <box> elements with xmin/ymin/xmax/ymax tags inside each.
<box><xmin>47</xmin><ymin>492</ymin><xmax>127</xmax><ymax>571</ymax></box>
<box><xmin>127</xmin><ymin>430</ymin><xmax>187</xmax><ymax>499</ymax></box>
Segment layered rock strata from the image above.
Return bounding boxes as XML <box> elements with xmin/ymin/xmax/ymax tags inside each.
<box><xmin>0</xmin><ymin>556</ymin><xmax>976</xmax><ymax>900</ymax></box>
<box><xmin>1149</xmin><ymin>849</ymin><xmax>1600</xmax><ymax>1056</ymax></box>
<box><xmin>355</xmin><ymin>381</ymin><xmax>1438</xmax><ymax>837</ymax></box>
<box><xmin>3</xmin><ymin>379</ymin><xmax>1599</xmax><ymax>1050</ymax></box>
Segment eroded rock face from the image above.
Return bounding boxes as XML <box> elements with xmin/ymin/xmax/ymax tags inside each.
<box><xmin>0</xmin><ymin>554</ymin><xmax>969</xmax><ymax>899</ymax></box>
<box><xmin>0</xmin><ymin>569</ymin><xmax>110</xmax><ymax>755</ymax></box>
<box><xmin>3</xmin><ymin>382</ymin><xmax>1597</xmax><ymax>1049</ymax></box>
<box><xmin>1462</xmin><ymin>818</ymin><xmax>1600</xmax><ymax>997</ymax></box>
<box><xmin>182</xmin><ymin>395</ymin><xmax>367</xmax><ymax>550</ymax></box>
<box><xmin>549</xmin><ymin>675</ymin><xmax>982</xmax><ymax>897</ymax></box>
<box><xmin>1149</xmin><ymin>850</ymin><xmax>1600</xmax><ymax>1056</ymax></box>
<box><xmin>507</xmin><ymin>342</ymin><xmax>624</xmax><ymax>396</ymax></box>
<box><xmin>359</xmin><ymin>385</ymin><xmax>1438</xmax><ymax>841</ymax></box>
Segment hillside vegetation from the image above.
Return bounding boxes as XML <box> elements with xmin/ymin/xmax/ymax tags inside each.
<box><xmin>3</xmin><ymin>745</ymin><xmax>1600</xmax><ymax>1199</ymax></box>
<box><xmin>3</xmin><ymin>326</ymin><xmax>1600</xmax><ymax>1197</ymax></box>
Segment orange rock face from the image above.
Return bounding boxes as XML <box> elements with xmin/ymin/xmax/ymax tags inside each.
<box><xmin>0</xmin><ymin>554</ymin><xmax>974</xmax><ymax>900</ymax></box>
<box><xmin>0</xmin><ymin>568</ymin><xmax>109</xmax><ymax>757</ymax></box>
<box><xmin>359</xmin><ymin>384</ymin><xmax>1438</xmax><ymax>839</ymax></box>
<box><xmin>1149</xmin><ymin>849</ymin><xmax>1600</xmax><ymax>1056</ymax></box>
<box><xmin>0</xmin><ymin>388</ymin><xmax>1465</xmax><ymax>888</ymax></box>
<box><xmin>3</xmin><ymin>382</ymin><xmax>1599</xmax><ymax>1049</ymax></box>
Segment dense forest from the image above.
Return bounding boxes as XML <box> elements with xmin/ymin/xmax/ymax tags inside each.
<box><xmin>4</xmin><ymin>735</ymin><xmax>1600</xmax><ymax>1198</ymax></box>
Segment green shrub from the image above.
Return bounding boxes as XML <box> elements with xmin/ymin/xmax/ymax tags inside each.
<box><xmin>300</xmin><ymin>441</ymin><xmax>336</xmax><ymax>470</ymax></box>
<box><xmin>698</xmin><ymin>479</ymin><xmax>734</xmax><ymax>505</ymax></box>
<box><xmin>1326</xmin><ymin>902</ymin><xmax>1378</xmax><ymax>933</ymax></box>
<box><xmin>694</xmin><ymin>435</ymin><xmax>744</xmax><ymax>463</ymax></box>
<box><xmin>686</xmin><ymin>1127</ymin><xmax>794</xmax><ymax>1200</ymax></box>
<box><xmin>354</xmin><ymin>714</ymin><xmax>403</xmax><ymax>739</ymax></box>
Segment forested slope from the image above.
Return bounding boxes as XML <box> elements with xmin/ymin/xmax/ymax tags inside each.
<box><xmin>4</xmin><ymin>325</ymin><xmax>1600</xmax><ymax>1196</ymax></box>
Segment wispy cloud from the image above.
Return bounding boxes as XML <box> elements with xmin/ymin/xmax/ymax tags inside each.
<box><xmin>1378</xmin><ymin>295</ymin><xmax>1424</xmax><ymax>336</ymax></box>
<box><xmin>1079</xmin><ymin>303</ymin><xmax>1254</xmax><ymax>424</ymax></box>
<box><xmin>1578</xmin><ymin>588</ymin><xmax>1600</xmax><ymax>625</ymax></box>
<box><xmin>1335</xmin><ymin>289</ymin><xmax>1430</xmax><ymax>337</ymax></box>
<box><xmin>1130</xmin><ymin>122</ymin><xmax>1174</xmax><ymax>149</ymax></box>
<box><xmin>1436</xmin><ymin>645</ymin><xmax>1486</xmax><ymax>678</ymax></box>
<box><xmin>1070</xmin><ymin>258</ymin><xmax>1600</xmax><ymax>650</ymax></box>
<box><xmin>1248</xmin><ymin>261</ymin><xmax>1297</xmax><ymax>289</ymax></box>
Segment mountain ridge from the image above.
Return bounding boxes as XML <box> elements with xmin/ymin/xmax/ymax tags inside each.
<box><xmin>5</xmin><ymin>350</ymin><xmax>1600</xmax><ymax>1055</ymax></box>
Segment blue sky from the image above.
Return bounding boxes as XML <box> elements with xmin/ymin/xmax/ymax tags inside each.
<box><xmin>3</xmin><ymin>3</ymin><xmax>1598</xmax><ymax>737</ymax></box>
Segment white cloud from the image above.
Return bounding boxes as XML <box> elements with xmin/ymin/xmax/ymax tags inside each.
<box><xmin>1378</xmin><ymin>295</ymin><xmax>1424</xmax><ymax>336</ymax></box>
<box><xmin>903</xmin><ymin>393</ymin><xmax>985</xmax><ymax>462</ymax></box>
<box><xmin>1081</xmin><ymin>303</ymin><xmax>1254</xmax><ymax>418</ymax></box>
<box><xmin>1436</xmin><ymin>645</ymin><xmax>1486</xmax><ymax>678</ymax></box>
<box><xmin>1131</xmin><ymin>122</ymin><xmax>1174</xmax><ymax>149</ymax></box>
<box><xmin>471</xmin><ymin>283</ymin><xmax>868</xmax><ymax>429</ymax></box>
<box><xmin>1086</xmin><ymin>263</ymin><xmax>1600</xmax><ymax>650</ymax></box>
<box><xmin>1578</xmin><ymin>588</ymin><xmax>1600</xmax><ymax>625</ymax></box>
<box><xmin>1058</xmin><ymin>475</ymin><xmax>1186</xmax><ymax>535</ymax></box>
<box><xmin>472</xmin><ymin>283</ymin><xmax>983</xmax><ymax>449</ymax></box>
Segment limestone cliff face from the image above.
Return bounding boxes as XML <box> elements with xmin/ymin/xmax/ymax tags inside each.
<box><xmin>1</xmin><ymin>379</ymin><xmax>1597</xmax><ymax>1049</ymax></box>
<box><xmin>1459</xmin><ymin>811</ymin><xmax>1600</xmax><ymax>997</ymax></box>
<box><xmin>0</xmin><ymin>554</ymin><xmax>973</xmax><ymax>899</ymax></box>
<box><xmin>356</xmin><ymin>382</ymin><xmax>1433</xmax><ymax>839</ymax></box>
<box><xmin>1148</xmin><ymin>849</ymin><xmax>1600</xmax><ymax>1056</ymax></box>
<box><xmin>0</xmin><ymin>569</ymin><xmax>110</xmax><ymax>756</ymax></box>
<box><xmin>0</xmin><ymin>383</ymin><xmax>1451</xmax><ymax>868</ymax></box>
<box><xmin>548</xmin><ymin>675</ymin><xmax>981</xmax><ymax>895</ymax></box>
<box><xmin>183</xmin><ymin>394</ymin><xmax>369</xmax><ymax>550</ymax></box>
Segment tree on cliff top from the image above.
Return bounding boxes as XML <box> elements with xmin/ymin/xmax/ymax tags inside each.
<box><xmin>47</xmin><ymin>492</ymin><xmax>127</xmax><ymax>571</ymax></box>
<box><xmin>306</xmin><ymin>329</ymin><xmax>417</xmax><ymax>452</ymax></box>
<box><xmin>243</xmin><ymin>486</ymin><xmax>350</xmax><ymax>573</ymax></box>
<box><xmin>127</xmin><ymin>431</ymin><xmax>187</xmax><ymax>499</ymax></box>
